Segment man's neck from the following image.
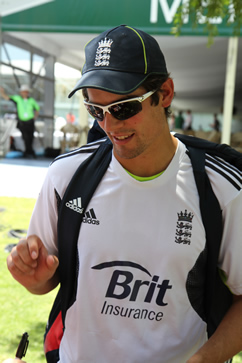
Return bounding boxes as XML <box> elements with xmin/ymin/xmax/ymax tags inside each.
<box><xmin>114</xmin><ymin>134</ymin><xmax>178</xmax><ymax>177</ymax></box>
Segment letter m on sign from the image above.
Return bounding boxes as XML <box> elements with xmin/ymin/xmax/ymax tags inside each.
<box><xmin>150</xmin><ymin>0</ymin><xmax>188</xmax><ymax>24</ymax></box>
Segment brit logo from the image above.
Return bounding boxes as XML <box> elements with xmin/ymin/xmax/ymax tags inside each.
<box><xmin>175</xmin><ymin>209</ymin><xmax>194</xmax><ymax>245</ymax></box>
<box><xmin>92</xmin><ymin>261</ymin><xmax>172</xmax><ymax>321</ymax></box>
<box><xmin>94</xmin><ymin>37</ymin><xmax>113</xmax><ymax>67</ymax></box>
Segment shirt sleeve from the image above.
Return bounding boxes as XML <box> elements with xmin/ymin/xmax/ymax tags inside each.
<box><xmin>27</xmin><ymin>169</ymin><xmax>59</xmax><ymax>257</ymax></box>
<box><xmin>219</xmin><ymin>190</ymin><xmax>242</xmax><ymax>295</ymax></box>
<box><xmin>9</xmin><ymin>95</ymin><xmax>18</xmax><ymax>103</ymax></box>
<box><xmin>30</xmin><ymin>98</ymin><xmax>40</xmax><ymax>111</ymax></box>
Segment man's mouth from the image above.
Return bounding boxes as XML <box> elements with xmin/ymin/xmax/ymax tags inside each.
<box><xmin>109</xmin><ymin>132</ymin><xmax>135</xmax><ymax>145</ymax></box>
<box><xmin>115</xmin><ymin>135</ymin><xmax>131</xmax><ymax>140</ymax></box>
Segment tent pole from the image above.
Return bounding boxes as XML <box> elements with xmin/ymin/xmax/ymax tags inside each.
<box><xmin>221</xmin><ymin>37</ymin><xmax>238</xmax><ymax>145</ymax></box>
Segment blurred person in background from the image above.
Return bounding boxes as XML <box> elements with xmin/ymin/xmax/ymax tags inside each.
<box><xmin>175</xmin><ymin>110</ymin><xmax>184</xmax><ymax>129</ymax></box>
<box><xmin>210</xmin><ymin>113</ymin><xmax>220</xmax><ymax>132</ymax></box>
<box><xmin>0</xmin><ymin>85</ymin><xmax>40</xmax><ymax>158</ymax></box>
<box><xmin>3</xmin><ymin>359</ymin><xmax>26</xmax><ymax>363</ymax></box>
<box><xmin>183</xmin><ymin>109</ymin><xmax>193</xmax><ymax>130</ymax></box>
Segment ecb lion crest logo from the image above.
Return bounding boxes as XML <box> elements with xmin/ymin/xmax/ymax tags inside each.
<box><xmin>175</xmin><ymin>210</ymin><xmax>194</xmax><ymax>245</ymax></box>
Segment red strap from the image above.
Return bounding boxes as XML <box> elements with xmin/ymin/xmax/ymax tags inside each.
<box><xmin>44</xmin><ymin>311</ymin><xmax>63</xmax><ymax>353</ymax></box>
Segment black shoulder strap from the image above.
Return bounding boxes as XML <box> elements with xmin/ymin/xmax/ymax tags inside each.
<box><xmin>57</xmin><ymin>138</ymin><xmax>112</xmax><ymax>325</ymax></box>
<box><xmin>175</xmin><ymin>133</ymin><xmax>242</xmax><ymax>170</ymax></box>
<box><xmin>175</xmin><ymin>133</ymin><xmax>238</xmax><ymax>336</ymax></box>
<box><xmin>174</xmin><ymin>133</ymin><xmax>238</xmax><ymax>334</ymax></box>
<box><xmin>186</xmin><ymin>145</ymin><xmax>232</xmax><ymax>337</ymax></box>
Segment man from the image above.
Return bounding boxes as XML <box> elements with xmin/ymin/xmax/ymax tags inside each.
<box><xmin>210</xmin><ymin>113</ymin><xmax>221</xmax><ymax>132</ymax></box>
<box><xmin>183</xmin><ymin>109</ymin><xmax>193</xmax><ymax>131</ymax></box>
<box><xmin>6</xmin><ymin>25</ymin><xmax>242</xmax><ymax>362</ymax></box>
<box><xmin>175</xmin><ymin>110</ymin><xmax>184</xmax><ymax>129</ymax></box>
<box><xmin>0</xmin><ymin>84</ymin><xmax>40</xmax><ymax>157</ymax></box>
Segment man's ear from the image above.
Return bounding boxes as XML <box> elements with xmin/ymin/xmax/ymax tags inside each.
<box><xmin>160</xmin><ymin>78</ymin><xmax>174</xmax><ymax>107</ymax></box>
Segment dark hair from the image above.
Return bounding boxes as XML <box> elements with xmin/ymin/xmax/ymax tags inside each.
<box><xmin>82</xmin><ymin>73</ymin><xmax>173</xmax><ymax>118</ymax></box>
<box><xmin>141</xmin><ymin>73</ymin><xmax>172</xmax><ymax>118</ymax></box>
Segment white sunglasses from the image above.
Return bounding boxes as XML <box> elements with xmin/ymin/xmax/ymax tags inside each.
<box><xmin>83</xmin><ymin>90</ymin><xmax>156</xmax><ymax>121</ymax></box>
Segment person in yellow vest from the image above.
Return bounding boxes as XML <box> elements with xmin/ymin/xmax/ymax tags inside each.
<box><xmin>0</xmin><ymin>85</ymin><xmax>40</xmax><ymax>158</ymax></box>
<box><xmin>3</xmin><ymin>359</ymin><xmax>26</xmax><ymax>363</ymax></box>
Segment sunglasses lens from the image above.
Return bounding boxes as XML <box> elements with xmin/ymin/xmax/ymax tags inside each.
<box><xmin>110</xmin><ymin>101</ymin><xmax>142</xmax><ymax>120</ymax></box>
<box><xmin>85</xmin><ymin>104</ymin><xmax>104</xmax><ymax>121</ymax></box>
<box><xmin>84</xmin><ymin>99</ymin><xmax>143</xmax><ymax>122</ymax></box>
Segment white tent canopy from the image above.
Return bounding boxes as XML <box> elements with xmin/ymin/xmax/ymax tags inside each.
<box><xmin>0</xmin><ymin>0</ymin><xmax>54</xmax><ymax>16</ymax></box>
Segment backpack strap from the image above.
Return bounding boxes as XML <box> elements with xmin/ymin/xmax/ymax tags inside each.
<box><xmin>175</xmin><ymin>133</ymin><xmax>242</xmax><ymax>170</ymax></box>
<box><xmin>185</xmin><ymin>144</ymin><xmax>233</xmax><ymax>337</ymax></box>
<box><xmin>57</xmin><ymin>138</ymin><xmax>112</xmax><ymax>326</ymax></box>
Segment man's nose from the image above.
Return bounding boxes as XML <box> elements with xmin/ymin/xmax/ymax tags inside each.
<box><xmin>102</xmin><ymin>111</ymin><xmax>123</xmax><ymax>131</ymax></box>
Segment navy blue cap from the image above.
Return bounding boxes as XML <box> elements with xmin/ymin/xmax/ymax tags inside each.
<box><xmin>68</xmin><ymin>25</ymin><xmax>168</xmax><ymax>98</ymax></box>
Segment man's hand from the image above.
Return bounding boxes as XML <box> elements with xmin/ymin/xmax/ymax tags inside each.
<box><xmin>0</xmin><ymin>87</ymin><xmax>10</xmax><ymax>100</ymax></box>
<box><xmin>6</xmin><ymin>235</ymin><xmax>59</xmax><ymax>294</ymax></box>
<box><xmin>186</xmin><ymin>295</ymin><xmax>242</xmax><ymax>363</ymax></box>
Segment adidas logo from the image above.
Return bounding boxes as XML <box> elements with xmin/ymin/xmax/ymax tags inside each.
<box><xmin>65</xmin><ymin>198</ymin><xmax>100</xmax><ymax>225</ymax></box>
<box><xmin>83</xmin><ymin>208</ymin><xmax>100</xmax><ymax>225</ymax></box>
<box><xmin>66</xmin><ymin>197</ymin><xmax>84</xmax><ymax>214</ymax></box>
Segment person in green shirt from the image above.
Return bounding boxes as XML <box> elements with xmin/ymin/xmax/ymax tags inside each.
<box><xmin>0</xmin><ymin>85</ymin><xmax>40</xmax><ymax>157</ymax></box>
<box><xmin>174</xmin><ymin>110</ymin><xmax>184</xmax><ymax>129</ymax></box>
<box><xmin>3</xmin><ymin>359</ymin><xmax>26</xmax><ymax>363</ymax></box>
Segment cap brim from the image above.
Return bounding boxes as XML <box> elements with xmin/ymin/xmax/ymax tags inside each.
<box><xmin>68</xmin><ymin>69</ymin><xmax>149</xmax><ymax>98</ymax></box>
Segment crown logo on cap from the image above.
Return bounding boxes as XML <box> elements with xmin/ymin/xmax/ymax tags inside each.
<box><xmin>98</xmin><ymin>38</ymin><xmax>113</xmax><ymax>49</ymax></box>
<box><xmin>94</xmin><ymin>37</ymin><xmax>113</xmax><ymax>67</ymax></box>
